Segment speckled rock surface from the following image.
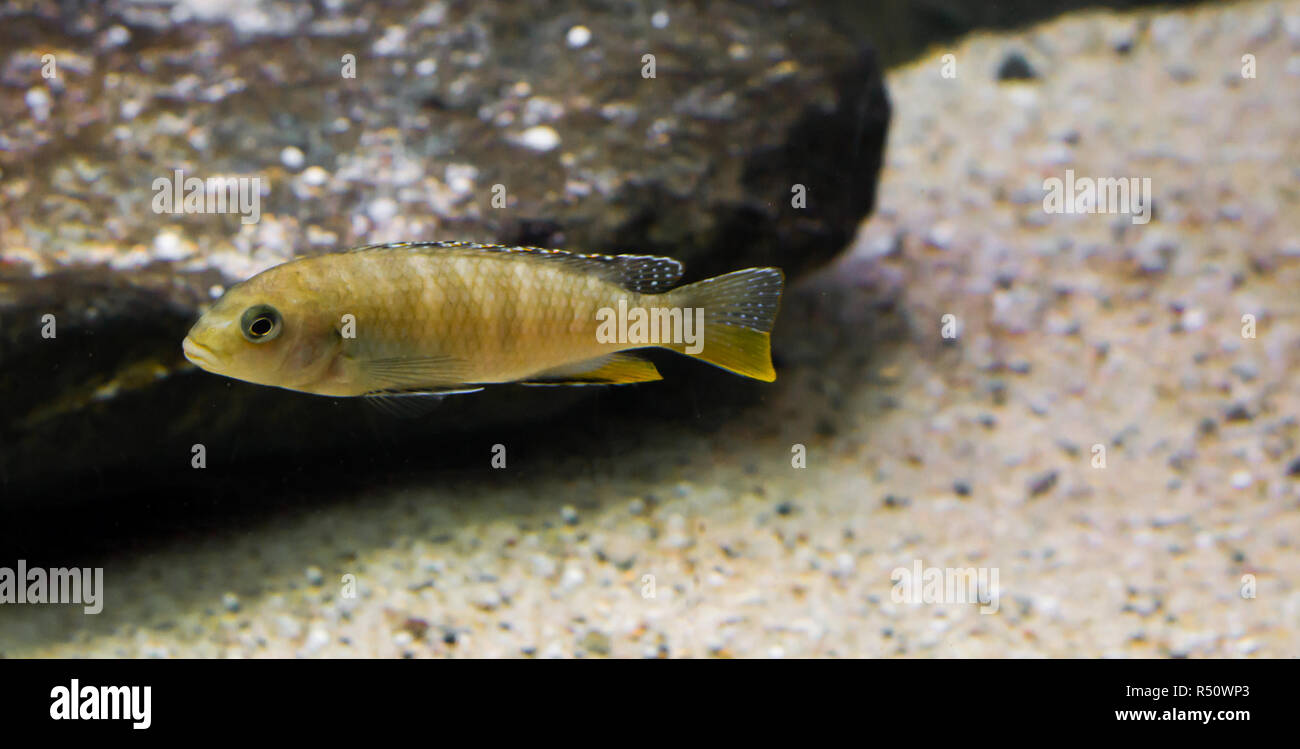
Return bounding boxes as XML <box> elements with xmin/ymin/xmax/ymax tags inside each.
<box><xmin>0</xmin><ymin>0</ymin><xmax>888</xmax><ymax>495</ymax></box>
<box><xmin>3</xmin><ymin>0</ymin><xmax>1298</xmax><ymax>657</ymax></box>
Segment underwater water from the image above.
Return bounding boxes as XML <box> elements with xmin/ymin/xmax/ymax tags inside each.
<box><xmin>0</xmin><ymin>0</ymin><xmax>1296</xmax><ymax>671</ymax></box>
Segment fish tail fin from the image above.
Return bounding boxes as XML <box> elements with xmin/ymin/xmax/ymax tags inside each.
<box><xmin>661</xmin><ymin>267</ymin><xmax>784</xmax><ymax>382</ymax></box>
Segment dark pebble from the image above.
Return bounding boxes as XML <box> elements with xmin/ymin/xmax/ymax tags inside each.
<box><xmin>997</xmin><ymin>51</ymin><xmax>1038</xmax><ymax>81</ymax></box>
<box><xmin>1224</xmin><ymin>403</ymin><xmax>1252</xmax><ymax>422</ymax></box>
<box><xmin>882</xmin><ymin>494</ymin><xmax>911</xmax><ymax>509</ymax></box>
<box><xmin>1027</xmin><ymin>470</ymin><xmax>1059</xmax><ymax>497</ymax></box>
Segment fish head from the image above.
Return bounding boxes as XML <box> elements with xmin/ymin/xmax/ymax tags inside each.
<box><xmin>182</xmin><ymin>265</ymin><xmax>341</xmax><ymax>391</ymax></box>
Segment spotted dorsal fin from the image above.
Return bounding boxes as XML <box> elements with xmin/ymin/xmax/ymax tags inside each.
<box><xmin>345</xmin><ymin>241</ymin><xmax>684</xmax><ymax>293</ymax></box>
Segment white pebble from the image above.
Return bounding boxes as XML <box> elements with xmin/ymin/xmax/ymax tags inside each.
<box><xmin>531</xmin><ymin>554</ymin><xmax>557</xmax><ymax>578</ymax></box>
<box><xmin>275</xmin><ymin>615</ymin><xmax>302</xmax><ymax>639</ymax></box>
<box><xmin>516</xmin><ymin>125</ymin><xmax>561</xmax><ymax>152</ymax></box>
<box><xmin>25</xmin><ymin>88</ymin><xmax>51</xmax><ymax>121</ymax></box>
<box><xmin>925</xmin><ymin>222</ymin><xmax>956</xmax><ymax>250</ymax></box>
<box><xmin>566</xmin><ymin>25</ymin><xmax>592</xmax><ymax>48</ymax></box>
<box><xmin>102</xmin><ymin>25</ymin><xmax>131</xmax><ymax>48</ymax></box>
<box><xmin>151</xmin><ymin>231</ymin><xmax>188</xmax><ymax>260</ymax></box>
<box><xmin>120</xmin><ymin>99</ymin><xmax>144</xmax><ymax>120</ymax></box>
<box><xmin>300</xmin><ymin>165</ymin><xmax>329</xmax><ymax>186</ymax></box>
<box><xmin>373</xmin><ymin>25</ymin><xmax>407</xmax><ymax>56</ymax></box>
<box><xmin>651</xmin><ymin>11</ymin><xmax>669</xmax><ymax>29</ymax></box>
<box><xmin>444</xmin><ymin>163</ymin><xmax>478</xmax><ymax>194</ymax></box>
<box><xmin>474</xmin><ymin>590</ymin><xmax>502</xmax><ymax>610</ymax></box>
<box><xmin>280</xmin><ymin>146</ymin><xmax>305</xmax><ymax>170</ymax></box>
<box><xmin>367</xmin><ymin>197</ymin><xmax>398</xmax><ymax>223</ymax></box>
<box><xmin>303</xmin><ymin>626</ymin><xmax>330</xmax><ymax>654</ymax></box>
<box><xmin>1230</xmin><ymin>470</ymin><xmax>1252</xmax><ymax>490</ymax></box>
<box><xmin>560</xmin><ymin>563</ymin><xmax>586</xmax><ymax>591</ymax></box>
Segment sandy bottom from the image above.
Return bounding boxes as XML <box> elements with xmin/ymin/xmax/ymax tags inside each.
<box><xmin>5</xmin><ymin>0</ymin><xmax>1299</xmax><ymax>658</ymax></box>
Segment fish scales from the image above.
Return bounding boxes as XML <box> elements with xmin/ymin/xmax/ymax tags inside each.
<box><xmin>321</xmin><ymin>249</ymin><xmax>631</xmax><ymax>385</ymax></box>
<box><xmin>182</xmin><ymin>242</ymin><xmax>785</xmax><ymax>399</ymax></box>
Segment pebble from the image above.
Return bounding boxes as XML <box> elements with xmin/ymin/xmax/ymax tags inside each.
<box><xmin>373</xmin><ymin>25</ymin><xmax>407</xmax><ymax>56</ymax></box>
<box><xmin>663</xmin><ymin>514</ymin><xmax>691</xmax><ymax>549</ymax></box>
<box><xmin>560</xmin><ymin>563</ymin><xmax>586</xmax><ymax>591</ymax></box>
<box><xmin>473</xmin><ymin>590</ymin><xmax>502</xmax><ymax>611</ymax></box>
<box><xmin>991</xmin><ymin>289</ymin><xmax>1040</xmax><ymax>334</ymax></box>
<box><xmin>579</xmin><ymin>630</ymin><xmax>611</xmax><ymax>655</ymax></box>
<box><xmin>651</xmin><ymin>11</ymin><xmax>669</xmax><ymax>29</ymax></box>
<box><xmin>1134</xmin><ymin>231</ymin><xmax>1178</xmax><ymax>273</ymax></box>
<box><xmin>924</xmin><ymin>222</ymin><xmax>956</xmax><ymax>250</ymax></box>
<box><xmin>305</xmin><ymin>566</ymin><xmax>324</xmax><ymax>586</ymax></box>
<box><xmin>151</xmin><ymin>230</ymin><xmax>189</xmax><ymax>261</ymax></box>
<box><xmin>1027</xmin><ymin>470</ymin><xmax>1059</xmax><ymax>497</ymax></box>
<box><xmin>25</xmin><ymin>88</ymin><xmax>51</xmax><ymax>120</ymax></box>
<box><xmin>100</xmin><ymin>24</ymin><xmax>130</xmax><ymax>48</ymax></box>
<box><xmin>300</xmin><ymin>165</ymin><xmax>329</xmax><ymax>186</ymax></box>
<box><xmin>566</xmin><ymin>25</ymin><xmax>592</xmax><ymax>48</ymax></box>
<box><xmin>560</xmin><ymin>505</ymin><xmax>579</xmax><ymax>525</ymax></box>
<box><xmin>367</xmin><ymin>197</ymin><xmax>399</xmax><ymax>223</ymax></box>
<box><xmin>444</xmin><ymin>163</ymin><xmax>478</xmax><ymax>194</ymax></box>
<box><xmin>997</xmin><ymin>51</ymin><xmax>1038</xmax><ymax>80</ymax></box>
<box><xmin>530</xmin><ymin>554</ymin><xmax>557</xmax><ymax>579</ymax></box>
<box><xmin>515</xmin><ymin>125</ymin><xmax>561</xmax><ymax>152</ymax></box>
<box><xmin>1230</xmin><ymin>470</ymin><xmax>1252</xmax><ymax>489</ymax></box>
<box><xmin>221</xmin><ymin>592</ymin><xmax>240</xmax><ymax>613</ymax></box>
<box><xmin>303</xmin><ymin>626</ymin><xmax>330</xmax><ymax>654</ymax></box>
<box><xmin>275</xmin><ymin>615</ymin><xmax>302</xmax><ymax>640</ymax></box>
<box><xmin>279</xmin><ymin>146</ymin><xmax>305</xmax><ymax>170</ymax></box>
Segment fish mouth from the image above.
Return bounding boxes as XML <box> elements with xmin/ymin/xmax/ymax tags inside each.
<box><xmin>182</xmin><ymin>337</ymin><xmax>220</xmax><ymax>371</ymax></box>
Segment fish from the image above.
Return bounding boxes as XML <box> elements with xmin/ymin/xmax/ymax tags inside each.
<box><xmin>182</xmin><ymin>241</ymin><xmax>783</xmax><ymax>403</ymax></box>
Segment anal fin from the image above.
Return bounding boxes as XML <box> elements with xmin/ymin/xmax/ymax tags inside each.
<box><xmin>521</xmin><ymin>353</ymin><xmax>662</xmax><ymax>386</ymax></box>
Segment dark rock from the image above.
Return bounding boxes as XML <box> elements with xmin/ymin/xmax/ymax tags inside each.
<box><xmin>996</xmin><ymin>51</ymin><xmax>1038</xmax><ymax>81</ymax></box>
<box><xmin>882</xmin><ymin>494</ymin><xmax>910</xmax><ymax>509</ymax></box>
<box><xmin>0</xmin><ymin>1</ymin><xmax>890</xmax><ymax>501</ymax></box>
<box><xmin>1027</xmin><ymin>469</ymin><xmax>1059</xmax><ymax>497</ymax></box>
<box><xmin>1223</xmin><ymin>403</ymin><xmax>1253</xmax><ymax>422</ymax></box>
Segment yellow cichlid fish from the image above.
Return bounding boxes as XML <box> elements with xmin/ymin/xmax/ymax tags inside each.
<box><xmin>182</xmin><ymin>242</ymin><xmax>783</xmax><ymax>401</ymax></box>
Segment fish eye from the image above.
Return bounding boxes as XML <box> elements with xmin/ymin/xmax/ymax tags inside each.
<box><xmin>240</xmin><ymin>304</ymin><xmax>282</xmax><ymax>343</ymax></box>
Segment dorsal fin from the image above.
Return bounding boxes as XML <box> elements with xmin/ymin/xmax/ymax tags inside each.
<box><xmin>345</xmin><ymin>241</ymin><xmax>684</xmax><ymax>293</ymax></box>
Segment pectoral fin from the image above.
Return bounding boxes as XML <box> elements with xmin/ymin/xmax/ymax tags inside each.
<box><xmin>520</xmin><ymin>353</ymin><xmax>662</xmax><ymax>385</ymax></box>
<box><xmin>359</xmin><ymin>354</ymin><xmax>472</xmax><ymax>390</ymax></box>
